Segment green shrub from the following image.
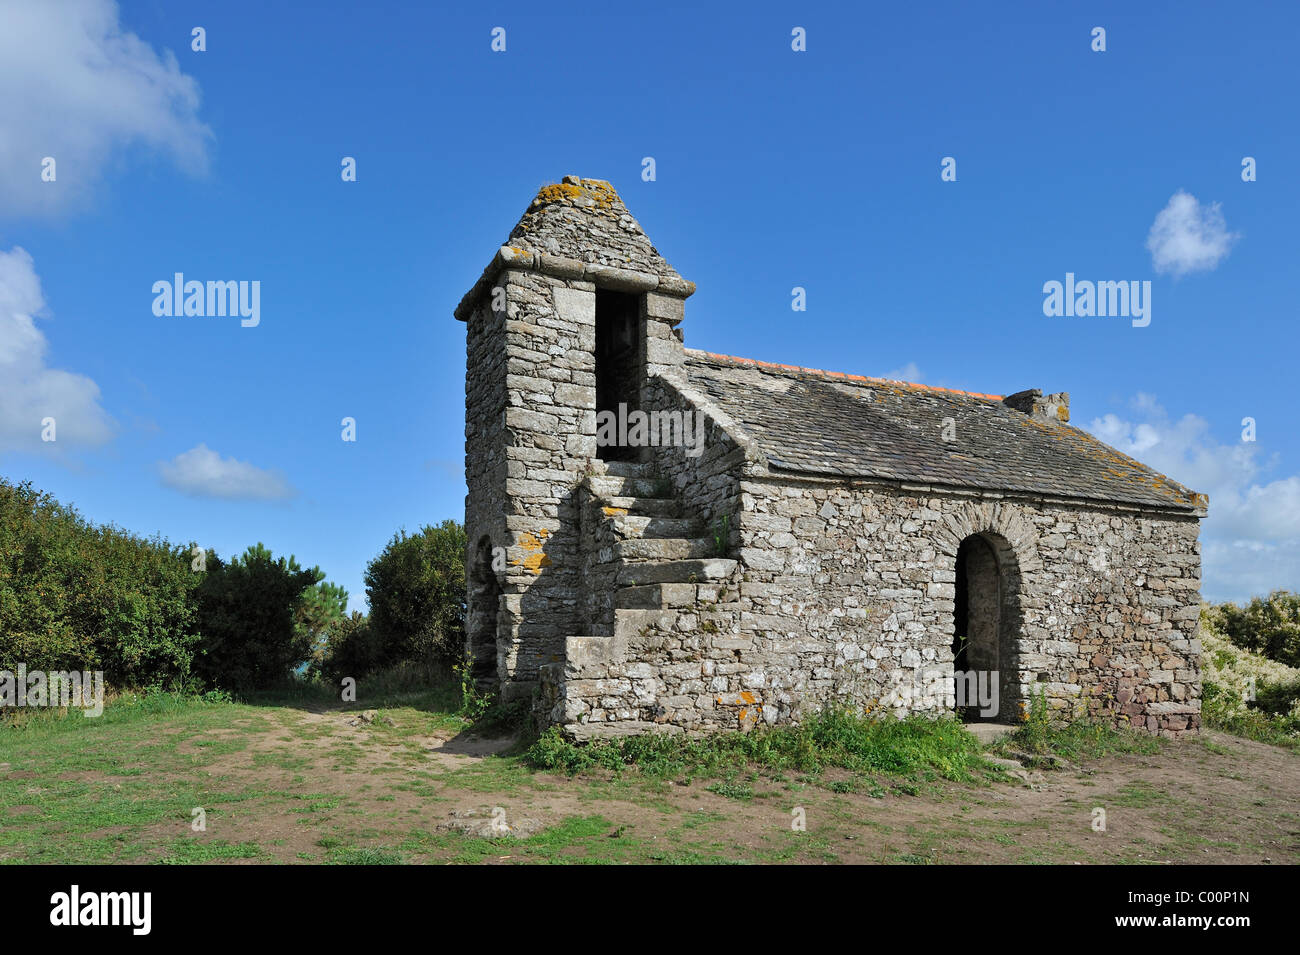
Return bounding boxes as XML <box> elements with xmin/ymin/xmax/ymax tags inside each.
<box><xmin>0</xmin><ymin>478</ymin><xmax>200</xmax><ymax>689</ymax></box>
<box><xmin>316</xmin><ymin>611</ymin><xmax>381</xmax><ymax>683</ymax></box>
<box><xmin>1200</xmin><ymin>607</ymin><xmax>1300</xmax><ymax>749</ymax></box>
<box><xmin>362</xmin><ymin>520</ymin><xmax>466</xmax><ymax>669</ymax></box>
<box><xmin>193</xmin><ymin>544</ymin><xmax>323</xmax><ymax>691</ymax></box>
<box><xmin>297</xmin><ymin>578</ymin><xmax>349</xmax><ymax>667</ymax></box>
<box><xmin>1254</xmin><ymin>678</ymin><xmax>1300</xmax><ymax>717</ymax></box>
<box><xmin>1207</xmin><ymin>592</ymin><xmax>1300</xmax><ymax>669</ymax></box>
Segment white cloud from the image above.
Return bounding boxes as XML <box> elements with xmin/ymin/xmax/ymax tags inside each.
<box><xmin>1145</xmin><ymin>191</ymin><xmax>1239</xmax><ymax>277</ymax></box>
<box><xmin>1087</xmin><ymin>396</ymin><xmax>1300</xmax><ymax>602</ymax></box>
<box><xmin>882</xmin><ymin>361</ymin><xmax>922</xmax><ymax>382</ymax></box>
<box><xmin>0</xmin><ymin>246</ymin><xmax>114</xmax><ymax>451</ymax></box>
<box><xmin>0</xmin><ymin>0</ymin><xmax>211</xmax><ymax>217</ymax></box>
<box><xmin>1200</xmin><ymin>538</ymin><xmax>1300</xmax><ymax>605</ymax></box>
<box><xmin>160</xmin><ymin>444</ymin><xmax>297</xmax><ymax>501</ymax></box>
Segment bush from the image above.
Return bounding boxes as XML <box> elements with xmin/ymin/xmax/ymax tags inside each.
<box><xmin>1254</xmin><ymin>678</ymin><xmax>1300</xmax><ymax>717</ymax></box>
<box><xmin>1207</xmin><ymin>592</ymin><xmax>1300</xmax><ymax>669</ymax></box>
<box><xmin>0</xmin><ymin>478</ymin><xmax>200</xmax><ymax>689</ymax></box>
<box><xmin>193</xmin><ymin>544</ymin><xmax>324</xmax><ymax>691</ymax></box>
<box><xmin>1199</xmin><ymin>606</ymin><xmax>1300</xmax><ymax>748</ymax></box>
<box><xmin>362</xmin><ymin>520</ymin><xmax>466</xmax><ymax>670</ymax></box>
<box><xmin>297</xmin><ymin>578</ymin><xmax>349</xmax><ymax>666</ymax></box>
<box><xmin>315</xmin><ymin>611</ymin><xmax>381</xmax><ymax>683</ymax></box>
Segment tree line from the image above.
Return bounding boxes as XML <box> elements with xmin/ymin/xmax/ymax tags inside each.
<box><xmin>0</xmin><ymin>477</ymin><xmax>466</xmax><ymax>694</ymax></box>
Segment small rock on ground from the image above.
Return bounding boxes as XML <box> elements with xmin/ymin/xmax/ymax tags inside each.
<box><xmin>437</xmin><ymin>809</ymin><xmax>544</xmax><ymax>839</ymax></box>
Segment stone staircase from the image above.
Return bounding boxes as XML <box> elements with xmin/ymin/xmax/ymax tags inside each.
<box><xmin>535</xmin><ymin>460</ymin><xmax>742</xmax><ymax>736</ymax></box>
<box><xmin>590</xmin><ymin>460</ymin><xmax>736</xmax><ymax>617</ymax></box>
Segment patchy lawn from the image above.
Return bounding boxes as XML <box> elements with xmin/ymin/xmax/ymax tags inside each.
<box><xmin>1</xmin><ymin>690</ymin><xmax>1296</xmax><ymax>865</ymax></box>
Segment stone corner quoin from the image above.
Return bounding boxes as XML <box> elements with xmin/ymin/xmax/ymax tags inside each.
<box><xmin>456</xmin><ymin>175</ymin><xmax>1205</xmax><ymax>742</ymax></box>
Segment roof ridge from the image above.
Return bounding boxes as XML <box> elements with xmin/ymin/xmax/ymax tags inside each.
<box><xmin>685</xmin><ymin>349</ymin><xmax>1004</xmax><ymax>401</ymax></box>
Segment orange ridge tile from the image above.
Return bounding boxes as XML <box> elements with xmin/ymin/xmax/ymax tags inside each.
<box><xmin>694</xmin><ymin>351</ymin><xmax>1004</xmax><ymax>400</ymax></box>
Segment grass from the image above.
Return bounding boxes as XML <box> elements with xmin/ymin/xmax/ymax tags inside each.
<box><xmin>3</xmin><ymin>678</ymin><xmax>1293</xmax><ymax>865</ymax></box>
<box><xmin>0</xmin><ymin>680</ymin><xmax>485</xmax><ymax>864</ymax></box>
<box><xmin>997</xmin><ymin>716</ymin><xmax>1162</xmax><ymax>763</ymax></box>
<box><xmin>1202</xmin><ymin>681</ymin><xmax>1300</xmax><ymax>751</ymax></box>
<box><xmin>1</xmin><ymin>691</ymin><xmax>1009</xmax><ymax>864</ymax></box>
<box><xmin>324</xmin><ymin>845</ymin><xmax>407</xmax><ymax>865</ymax></box>
<box><xmin>992</xmin><ymin>689</ymin><xmax>1163</xmax><ymax>765</ymax></box>
<box><xmin>158</xmin><ymin>838</ymin><xmax>264</xmax><ymax>864</ymax></box>
<box><xmin>706</xmin><ymin>779</ymin><xmax>754</xmax><ymax>801</ymax></box>
<box><xmin>525</xmin><ymin>707</ymin><xmax>998</xmax><ymax>787</ymax></box>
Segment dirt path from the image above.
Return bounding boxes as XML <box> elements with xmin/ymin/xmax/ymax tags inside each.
<box><xmin>167</xmin><ymin>706</ymin><xmax>1299</xmax><ymax>864</ymax></box>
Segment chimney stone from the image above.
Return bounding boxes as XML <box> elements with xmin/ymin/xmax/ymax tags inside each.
<box><xmin>1003</xmin><ymin>388</ymin><xmax>1070</xmax><ymax>423</ymax></box>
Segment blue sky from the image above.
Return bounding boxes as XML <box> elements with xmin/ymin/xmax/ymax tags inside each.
<box><xmin>1</xmin><ymin>0</ymin><xmax>1296</xmax><ymax>607</ymax></box>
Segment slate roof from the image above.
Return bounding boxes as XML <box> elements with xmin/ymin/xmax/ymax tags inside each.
<box><xmin>684</xmin><ymin>351</ymin><xmax>1206</xmax><ymax>514</ymax></box>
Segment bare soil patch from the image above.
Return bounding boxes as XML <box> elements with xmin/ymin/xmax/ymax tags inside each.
<box><xmin>156</xmin><ymin>704</ymin><xmax>1298</xmax><ymax>864</ymax></box>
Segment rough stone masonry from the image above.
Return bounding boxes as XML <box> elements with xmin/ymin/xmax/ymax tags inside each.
<box><xmin>455</xmin><ymin>176</ymin><xmax>1208</xmax><ymax>741</ymax></box>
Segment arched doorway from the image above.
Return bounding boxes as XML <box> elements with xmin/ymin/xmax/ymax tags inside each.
<box><xmin>951</xmin><ymin>532</ymin><xmax>1022</xmax><ymax>722</ymax></box>
<box><xmin>467</xmin><ymin>536</ymin><xmax>502</xmax><ymax>688</ymax></box>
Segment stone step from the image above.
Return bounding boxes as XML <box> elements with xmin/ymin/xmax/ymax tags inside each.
<box><xmin>615</xmin><ymin>582</ymin><xmax>699</xmax><ymax>610</ymax></box>
<box><xmin>965</xmin><ymin>723</ymin><xmax>1019</xmax><ymax>745</ymax></box>
<box><xmin>612</xmin><ymin>608</ymin><xmax>675</xmax><ymax>636</ymax></box>
<box><xmin>611</xmin><ymin>515</ymin><xmax>701</xmax><ymax>540</ymax></box>
<box><xmin>601</xmin><ymin>460</ymin><xmax>656</xmax><ymax>479</ymax></box>
<box><xmin>588</xmin><ymin>475</ymin><xmax>670</xmax><ymax>499</ymax></box>
<box><xmin>614</xmin><ymin>537</ymin><xmax>718</xmax><ymax>561</ymax></box>
<box><xmin>603</xmin><ymin>496</ymin><xmax>681</xmax><ymax>517</ymax></box>
<box><xmin>587</xmin><ymin>609</ymin><xmax>677</xmax><ymax>640</ymax></box>
<box><xmin>617</xmin><ymin>558</ymin><xmax>738</xmax><ymax>587</ymax></box>
<box><xmin>562</xmin><ymin>635</ymin><xmax>617</xmax><ymax>669</ymax></box>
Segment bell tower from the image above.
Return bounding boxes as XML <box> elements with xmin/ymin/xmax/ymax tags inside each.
<box><xmin>454</xmin><ymin>176</ymin><xmax>694</xmax><ymax>700</ymax></box>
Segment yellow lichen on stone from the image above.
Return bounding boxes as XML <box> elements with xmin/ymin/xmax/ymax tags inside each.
<box><xmin>532</xmin><ymin>179</ymin><xmax>617</xmax><ymax>211</ymax></box>
<box><xmin>511</xmin><ymin>529</ymin><xmax>552</xmax><ymax>574</ymax></box>
<box><xmin>535</xmin><ymin>183</ymin><xmax>586</xmax><ymax>204</ymax></box>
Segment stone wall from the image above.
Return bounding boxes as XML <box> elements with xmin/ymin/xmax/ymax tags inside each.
<box><xmin>641</xmin><ymin>374</ymin><xmax>748</xmax><ymax>534</ymax></box>
<box><xmin>577</xmin><ymin>480</ymin><xmax>622</xmax><ymax>637</ymax></box>
<box><xmin>464</xmin><ymin>268</ymin><xmax>600</xmax><ymax>698</ymax></box>
<box><xmin>463</xmin><ymin>296</ymin><xmax>508</xmax><ymax>684</ymax></box>
<box><xmin>734</xmin><ymin>477</ymin><xmax>1202</xmax><ymax>733</ymax></box>
<box><xmin>546</xmin><ymin>474</ymin><xmax>1202</xmax><ymax>738</ymax></box>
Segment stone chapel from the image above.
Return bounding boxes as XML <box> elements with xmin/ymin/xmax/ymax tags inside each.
<box><xmin>456</xmin><ymin>176</ymin><xmax>1206</xmax><ymax>740</ymax></box>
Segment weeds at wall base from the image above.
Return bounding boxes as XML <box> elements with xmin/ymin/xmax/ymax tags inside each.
<box><xmin>524</xmin><ymin>708</ymin><xmax>999</xmax><ymax>788</ymax></box>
